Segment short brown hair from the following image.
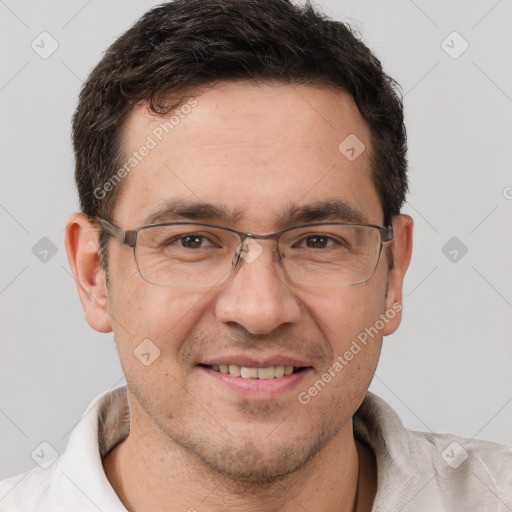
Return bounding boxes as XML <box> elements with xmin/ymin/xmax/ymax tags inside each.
<box><xmin>73</xmin><ymin>0</ymin><xmax>407</xmax><ymax>230</ymax></box>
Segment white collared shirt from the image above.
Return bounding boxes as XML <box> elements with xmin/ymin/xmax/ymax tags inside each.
<box><xmin>1</xmin><ymin>386</ymin><xmax>511</xmax><ymax>511</ymax></box>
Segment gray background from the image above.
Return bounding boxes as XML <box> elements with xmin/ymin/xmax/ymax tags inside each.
<box><xmin>1</xmin><ymin>0</ymin><xmax>511</xmax><ymax>479</ymax></box>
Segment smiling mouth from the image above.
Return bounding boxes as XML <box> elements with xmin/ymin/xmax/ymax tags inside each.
<box><xmin>199</xmin><ymin>364</ymin><xmax>308</xmax><ymax>379</ymax></box>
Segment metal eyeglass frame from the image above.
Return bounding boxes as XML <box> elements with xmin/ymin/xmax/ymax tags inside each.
<box><xmin>98</xmin><ymin>218</ymin><xmax>394</xmax><ymax>287</ymax></box>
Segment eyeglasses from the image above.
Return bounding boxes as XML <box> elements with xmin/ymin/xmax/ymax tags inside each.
<box><xmin>99</xmin><ymin>219</ymin><xmax>393</xmax><ymax>288</ymax></box>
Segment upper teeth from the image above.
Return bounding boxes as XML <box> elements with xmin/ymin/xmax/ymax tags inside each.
<box><xmin>211</xmin><ymin>364</ymin><xmax>295</xmax><ymax>379</ymax></box>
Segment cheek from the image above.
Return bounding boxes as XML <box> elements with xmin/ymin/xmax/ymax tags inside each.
<box><xmin>110</xmin><ymin>283</ymin><xmax>213</xmax><ymax>359</ymax></box>
<box><xmin>301</xmin><ymin>277</ymin><xmax>387</xmax><ymax>348</ymax></box>
<box><xmin>108</xmin><ymin>284</ymin><xmax>215</xmax><ymax>418</ymax></box>
<box><xmin>299</xmin><ymin>279</ymin><xmax>386</xmax><ymax>388</ymax></box>
<box><xmin>294</xmin><ymin>287</ymin><xmax>384</xmax><ymax>418</ymax></box>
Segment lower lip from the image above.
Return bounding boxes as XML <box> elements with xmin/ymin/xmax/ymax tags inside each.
<box><xmin>198</xmin><ymin>366</ymin><xmax>313</xmax><ymax>398</ymax></box>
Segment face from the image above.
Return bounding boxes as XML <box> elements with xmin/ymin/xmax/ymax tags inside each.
<box><xmin>71</xmin><ymin>81</ymin><xmax>412</xmax><ymax>483</ymax></box>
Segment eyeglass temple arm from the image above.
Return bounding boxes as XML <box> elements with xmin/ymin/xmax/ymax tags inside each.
<box><xmin>381</xmin><ymin>225</ymin><xmax>394</xmax><ymax>242</ymax></box>
<box><xmin>99</xmin><ymin>219</ymin><xmax>137</xmax><ymax>247</ymax></box>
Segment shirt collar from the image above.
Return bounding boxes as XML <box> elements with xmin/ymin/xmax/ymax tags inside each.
<box><xmin>354</xmin><ymin>392</ymin><xmax>438</xmax><ymax>511</ymax></box>
<box><xmin>54</xmin><ymin>386</ymin><xmax>129</xmax><ymax>511</ymax></box>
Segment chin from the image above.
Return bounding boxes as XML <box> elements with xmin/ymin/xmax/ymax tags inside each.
<box><xmin>181</xmin><ymin>428</ymin><xmax>332</xmax><ymax>488</ymax></box>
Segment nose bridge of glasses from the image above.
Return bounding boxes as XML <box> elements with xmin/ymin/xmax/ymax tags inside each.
<box><xmin>232</xmin><ymin>233</ymin><xmax>281</xmax><ymax>268</ymax></box>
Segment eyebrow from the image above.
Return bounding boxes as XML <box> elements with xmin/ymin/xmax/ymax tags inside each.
<box><xmin>140</xmin><ymin>198</ymin><xmax>368</xmax><ymax>229</ymax></box>
<box><xmin>141</xmin><ymin>200</ymin><xmax>242</xmax><ymax>226</ymax></box>
<box><xmin>281</xmin><ymin>199</ymin><xmax>368</xmax><ymax>226</ymax></box>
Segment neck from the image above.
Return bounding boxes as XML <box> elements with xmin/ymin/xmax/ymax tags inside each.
<box><xmin>103</xmin><ymin>406</ymin><xmax>376</xmax><ymax>512</ymax></box>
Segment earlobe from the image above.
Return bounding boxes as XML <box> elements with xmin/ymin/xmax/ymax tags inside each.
<box><xmin>382</xmin><ymin>214</ymin><xmax>413</xmax><ymax>336</ymax></box>
<box><xmin>65</xmin><ymin>213</ymin><xmax>113</xmax><ymax>333</ymax></box>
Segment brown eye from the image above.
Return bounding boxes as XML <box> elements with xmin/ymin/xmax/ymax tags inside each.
<box><xmin>179</xmin><ymin>235</ymin><xmax>204</xmax><ymax>248</ymax></box>
<box><xmin>305</xmin><ymin>236</ymin><xmax>329</xmax><ymax>248</ymax></box>
<box><xmin>165</xmin><ymin>233</ymin><xmax>217</xmax><ymax>249</ymax></box>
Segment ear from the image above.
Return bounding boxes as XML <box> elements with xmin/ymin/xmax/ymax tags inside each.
<box><xmin>65</xmin><ymin>213</ymin><xmax>112</xmax><ymax>333</ymax></box>
<box><xmin>382</xmin><ymin>214</ymin><xmax>413</xmax><ymax>336</ymax></box>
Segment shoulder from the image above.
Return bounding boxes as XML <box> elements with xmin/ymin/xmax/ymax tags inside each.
<box><xmin>416</xmin><ymin>427</ymin><xmax>512</xmax><ymax>466</ymax></box>
<box><xmin>0</xmin><ymin>458</ymin><xmax>62</xmax><ymax>511</ymax></box>
<box><xmin>355</xmin><ymin>393</ymin><xmax>512</xmax><ymax>510</ymax></box>
<box><xmin>412</xmin><ymin>428</ymin><xmax>512</xmax><ymax>485</ymax></box>
<box><xmin>0</xmin><ymin>386</ymin><xmax>129</xmax><ymax>512</ymax></box>
<box><xmin>406</xmin><ymin>429</ymin><xmax>512</xmax><ymax>510</ymax></box>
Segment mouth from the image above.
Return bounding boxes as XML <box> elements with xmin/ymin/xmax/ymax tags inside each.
<box><xmin>199</xmin><ymin>364</ymin><xmax>308</xmax><ymax>379</ymax></box>
<box><xmin>196</xmin><ymin>355</ymin><xmax>314</xmax><ymax>397</ymax></box>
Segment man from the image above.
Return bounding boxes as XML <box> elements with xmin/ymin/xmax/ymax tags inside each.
<box><xmin>1</xmin><ymin>0</ymin><xmax>510</xmax><ymax>510</ymax></box>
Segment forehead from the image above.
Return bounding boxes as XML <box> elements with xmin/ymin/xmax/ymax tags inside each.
<box><xmin>114</xmin><ymin>81</ymin><xmax>382</xmax><ymax>230</ymax></box>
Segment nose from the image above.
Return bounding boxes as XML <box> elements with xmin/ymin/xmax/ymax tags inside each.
<box><xmin>215</xmin><ymin>239</ymin><xmax>302</xmax><ymax>335</ymax></box>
